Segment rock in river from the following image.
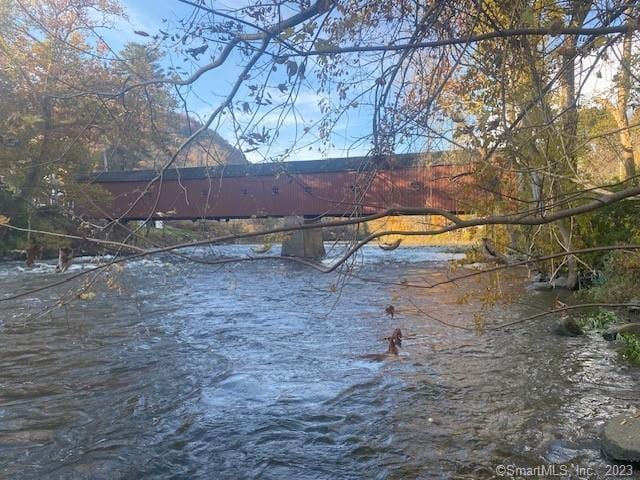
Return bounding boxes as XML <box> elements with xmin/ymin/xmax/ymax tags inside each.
<box><xmin>552</xmin><ymin>317</ymin><xmax>584</xmax><ymax>337</ymax></box>
<box><xmin>543</xmin><ymin>439</ymin><xmax>581</xmax><ymax>464</ymax></box>
<box><xmin>602</xmin><ymin>414</ymin><xmax>640</xmax><ymax>462</ymax></box>
<box><xmin>602</xmin><ymin>323</ymin><xmax>640</xmax><ymax>341</ymax></box>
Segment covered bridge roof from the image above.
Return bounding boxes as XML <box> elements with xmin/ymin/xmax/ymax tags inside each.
<box><xmin>86</xmin><ymin>152</ymin><xmax>468</xmax><ymax>183</ymax></box>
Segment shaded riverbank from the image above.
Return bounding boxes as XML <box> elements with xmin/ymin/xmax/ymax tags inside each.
<box><xmin>0</xmin><ymin>245</ymin><xmax>638</xmax><ymax>479</ymax></box>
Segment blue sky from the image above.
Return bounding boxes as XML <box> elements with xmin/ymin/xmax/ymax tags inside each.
<box><xmin>98</xmin><ymin>1</ymin><xmax>620</xmax><ymax>165</ymax></box>
<box><xmin>99</xmin><ymin>0</ymin><xmax>374</xmax><ymax>163</ymax></box>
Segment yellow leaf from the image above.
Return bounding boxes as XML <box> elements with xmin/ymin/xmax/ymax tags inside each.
<box><xmin>0</xmin><ymin>215</ymin><xmax>10</xmax><ymax>225</ymax></box>
<box><xmin>79</xmin><ymin>291</ymin><xmax>96</xmax><ymax>300</ymax></box>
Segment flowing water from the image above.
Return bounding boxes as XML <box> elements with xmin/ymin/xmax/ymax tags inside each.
<box><xmin>0</xmin><ymin>245</ymin><xmax>638</xmax><ymax>479</ymax></box>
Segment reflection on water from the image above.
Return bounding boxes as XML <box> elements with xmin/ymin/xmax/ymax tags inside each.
<box><xmin>0</xmin><ymin>245</ymin><xmax>638</xmax><ymax>479</ymax></box>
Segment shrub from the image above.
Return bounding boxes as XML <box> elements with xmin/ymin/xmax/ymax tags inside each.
<box><xmin>588</xmin><ymin>251</ymin><xmax>640</xmax><ymax>303</ymax></box>
<box><xmin>619</xmin><ymin>333</ymin><xmax>640</xmax><ymax>364</ymax></box>
<box><xmin>577</xmin><ymin>309</ymin><xmax>619</xmax><ymax>331</ymax></box>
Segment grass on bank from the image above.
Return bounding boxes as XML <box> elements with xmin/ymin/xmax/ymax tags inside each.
<box><xmin>138</xmin><ymin>225</ymin><xmax>201</xmax><ymax>247</ymax></box>
<box><xmin>577</xmin><ymin>309</ymin><xmax>619</xmax><ymax>332</ymax></box>
<box><xmin>619</xmin><ymin>333</ymin><xmax>640</xmax><ymax>364</ymax></box>
<box><xmin>575</xmin><ymin>308</ymin><xmax>640</xmax><ymax>365</ymax></box>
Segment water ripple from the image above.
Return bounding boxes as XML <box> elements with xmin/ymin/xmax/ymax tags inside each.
<box><xmin>0</xmin><ymin>246</ymin><xmax>638</xmax><ymax>478</ymax></box>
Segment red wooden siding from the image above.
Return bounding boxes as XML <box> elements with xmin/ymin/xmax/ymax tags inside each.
<box><xmin>86</xmin><ymin>158</ymin><xmax>479</xmax><ymax>221</ymax></box>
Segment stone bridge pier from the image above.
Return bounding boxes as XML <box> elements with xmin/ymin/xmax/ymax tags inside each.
<box><xmin>281</xmin><ymin>217</ymin><xmax>325</xmax><ymax>260</ymax></box>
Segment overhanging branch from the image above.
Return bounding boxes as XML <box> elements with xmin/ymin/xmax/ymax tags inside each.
<box><xmin>300</xmin><ymin>24</ymin><xmax>636</xmax><ymax>56</ymax></box>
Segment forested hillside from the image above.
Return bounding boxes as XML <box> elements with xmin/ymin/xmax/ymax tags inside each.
<box><xmin>0</xmin><ymin>0</ymin><xmax>245</xmax><ymax>253</ymax></box>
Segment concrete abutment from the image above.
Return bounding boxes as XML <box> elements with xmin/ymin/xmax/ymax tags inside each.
<box><xmin>280</xmin><ymin>217</ymin><xmax>325</xmax><ymax>259</ymax></box>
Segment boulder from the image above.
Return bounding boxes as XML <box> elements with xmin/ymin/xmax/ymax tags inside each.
<box><xmin>543</xmin><ymin>440</ymin><xmax>581</xmax><ymax>464</ymax></box>
<box><xmin>527</xmin><ymin>274</ymin><xmax>574</xmax><ymax>291</ymax></box>
<box><xmin>602</xmin><ymin>414</ymin><xmax>640</xmax><ymax>462</ymax></box>
<box><xmin>531</xmin><ymin>271</ymin><xmax>549</xmax><ymax>283</ymax></box>
<box><xmin>552</xmin><ymin>317</ymin><xmax>584</xmax><ymax>337</ymax></box>
<box><xmin>528</xmin><ymin>281</ymin><xmax>553</xmax><ymax>291</ymax></box>
<box><xmin>602</xmin><ymin>323</ymin><xmax>640</xmax><ymax>341</ymax></box>
<box><xmin>552</xmin><ymin>276</ymin><xmax>571</xmax><ymax>289</ymax></box>
<box><xmin>461</xmin><ymin>262</ymin><xmax>492</xmax><ymax>270</ymax></box>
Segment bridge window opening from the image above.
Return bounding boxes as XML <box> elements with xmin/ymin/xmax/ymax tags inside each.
<box><xmin>303</xmin><ymin>186</ymin><xmax>312</xmax><ymax>194</ymax></box>
<box><xmin>240</xmin><ymin>188</ymin><xmax>248</xmax><ymax>196</ymax></box>
<box><xmin>410</xmin><ymin>181</ymin><xmax>423</xmax><ymax>190</ymax></box>
<box><xmin>201</xmin><ymin>189</ymin><xmax>208</xmax><ymax>197</ymax></box>
<box><xmin>272</xmin><ymin>186</ymin><xmax>279</xmax><ymax>195</ymax></box>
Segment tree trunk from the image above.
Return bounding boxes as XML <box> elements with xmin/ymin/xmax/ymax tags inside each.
<box><xmin>0</xmin><ymin>96</ymin><xmax>51</xmax><ymax>239</ymax></box>
<box><xmin>615</xmin><ymin>11</ymin><xmax>636</xmax><ymax>181</ymax></box>
<box><xmin>557</xmin><ymin>221</ymin><xmax>578</xmax><ymax>289</ymax></box>
<box><xmin>555</xmin><ymin>2</ymin><xmax>591</xmax><ymax>290</ymax></box>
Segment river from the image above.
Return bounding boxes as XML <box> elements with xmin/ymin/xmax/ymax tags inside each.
<box><xmin>0</xmin><ymin>245</ymin><xmax>638</xmax><ymax>479</ymax></box>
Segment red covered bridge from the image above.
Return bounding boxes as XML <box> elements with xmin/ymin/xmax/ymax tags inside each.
<box><xmin>85</xmin><ymin>153</ymin><xmax>481</xmax><ymax>221</ymax></box>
